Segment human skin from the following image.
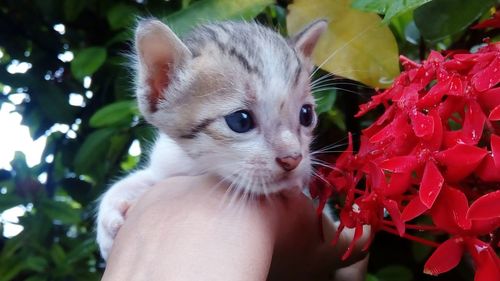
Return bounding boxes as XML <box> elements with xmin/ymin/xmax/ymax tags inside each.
<box><xmin>101</xmin><ymin>174</ymin><xmax>369</xmax><ymax>281</ymax></box>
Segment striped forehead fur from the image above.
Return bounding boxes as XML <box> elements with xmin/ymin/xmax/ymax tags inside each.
<box><xmin>182</xmin><ymin>21</ymin><xmax>303</xmax><ymax>85</ymax></box>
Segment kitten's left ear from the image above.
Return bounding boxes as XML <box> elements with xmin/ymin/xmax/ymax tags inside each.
<box><xmin>290</xmin><ymin>19</ymin><xmax>328</xmax><ymax>58</ymax></box>
<box><xmin>134</xmin><ymin>19</ymin><xmax>192</xmax><ymax>114</ymax></box>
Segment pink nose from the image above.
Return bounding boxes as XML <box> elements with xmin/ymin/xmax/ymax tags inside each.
<box><xmin>276</xmin><ymin>154</ymin><xmax>303</xmax><ymax>171</ymax></box>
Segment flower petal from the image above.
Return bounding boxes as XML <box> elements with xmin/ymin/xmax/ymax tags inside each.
<box><xmin>476</xmin><ymin>153</ymin><xmax>500</xmax><ymax>182</ymax></box>
<box><xmin>401</xmin><ymin>196</ymin><xmax>428</xmax><ymax>222</ymax></box>
<box><xmin>472</xmin><ymin>56</ymin><xmax>500</xmax><ymax>92</ymax></box>
<box><xmin>477</xmin><ymin>87</ymin><xmax>500</xmax><ymax>111</ymax></box>
<box><xmin>424</xmin><ymin>238</ymin><xmax>464</xmax><ymax>276</ymax></box>
<box><xmin>379</xmin><ymin>156</ymin><xmax>419</xmax><ymax>173</ymax></box>
<box><xmin>435</xmin><ymin>144</ymin><xmax>488</xmax><ymax>182</ymax></box>
<box><xmin>383</xmin><ymin>199</ymin><xmax>405</xmax><ymax>236</ymax></box>
<box><xmin>411</xmin><ymin>111</ymin><xmax>434</xmax><ymax>138</ymax></box>
<box><xmin>419</xmin><ymin>161</ymin><xmax>444</xmax><ymax>208</ymax></box>
<box><xmin>431</xmin><ymin>186</ymin><xmax>471</xmax><ymax>232</ymax></box>
<box><xmin>461</xmin><ymin>100</ymin><xmax>485</xmax><ymax>145</ymax></box>
<box><xmin>467</xmin><ymin>191</ymin><xmax>500</xmax><ymax>220</ymax></box>
<box><xmin>490</xmin><ymin>104</ymin><xmax>500</xmax><ymax>121</ymax></box>
<box><xmin>465</xmin><ymin>239</ymin><xmax>500</xmax><ymax>281</ymax></box>
<box><xmin>492</xmin><ymin>134</ymin><xmax>500</xmax><ymax>168</ymax></box>
<box><xmin>384</xmin><ymin>172</ymin><xmax>411</xmax><ymax>196</ymax></box>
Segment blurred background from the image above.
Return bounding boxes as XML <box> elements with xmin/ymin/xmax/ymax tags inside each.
<box><xmin>0</xmin><ymin>0</ymin><xmax>498</xmax><ymax>280</ymax></box>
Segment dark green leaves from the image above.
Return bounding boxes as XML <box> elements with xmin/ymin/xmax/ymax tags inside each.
<box><xmin>89</xmin><ymin>100</ymin><xmax>138</xmax><ymax>128</ymax></box>
<box><xmin>71</xmin><ymin>47</ymin><xmax>107</xmax><ymax>80</ymax></box>
<box><xmin>107</xmin><ymin>4</ymin><xmax>138</xmax><ymax>30</ymax></box>
<box><xmin>165</xmin><ymin>0</ymin><xmax>273</xmax><ymax>34</ymax></box>
<box><xmin>414</xmin><ymin>0</ymin><xmax>495</xmax><ymax>41</ymax></box>
<box><xmin>376</xmin><ymin>265</ymin><xmax>413</xmax><ymax>281</ymax></box>
<box><xmin>314</xmin><ymin>90</ymin><xmax>337</xmax><ymax>115</ymax></box>
<box><xmin>40</xmin><ymin>199</ymin><xmax>81</xmax><ymax>225</ymax></box>
<box><xmin>74</xmin><ymin>128</ymin><xmax>116</xmax><ymax>176</ymax></box>
<box><xmin>352</xmin><ymin>0</ymin><xmax>431</xmax><ymax>23</ymax></box>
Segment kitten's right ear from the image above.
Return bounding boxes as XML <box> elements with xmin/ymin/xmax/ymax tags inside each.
<box><xmin>290</xmin><ymin>19</ymin><xmax>328</xmax><ymax>58</ymax></box>
<box><xmin>135</xmin><ymin>19</ymin><xmax>192</xmax><ymax>113</ymax></box>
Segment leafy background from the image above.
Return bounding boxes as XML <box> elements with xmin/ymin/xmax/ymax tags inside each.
<box><xmin>0</xmin><ymin>0</ymin><xmax>498</xmax><ymax>280</ymax></box>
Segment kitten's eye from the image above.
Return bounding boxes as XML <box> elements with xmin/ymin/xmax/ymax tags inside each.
<box><xmin>224</xmin><ymin>110</ymin><xmax>255</xmax><ymax>133</ymax></box>
<box><xmin>299</xmin><ymin>104</ymin><xmax>314</xmax><ymax>127</ymax></box>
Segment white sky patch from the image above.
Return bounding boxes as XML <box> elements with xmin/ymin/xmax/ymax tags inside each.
<box><xmin>83</xmin><ymin>76</ymin><xmax>92</xmax><ymax>89</ymax></box>
<box><xmin>38</xmin><ymin>172</ymin><xmax>47</xmax><ymax>184</ymax></box>
<box><xmin>6</xmin><ymin>60</ymin><xmax>32</xmax><ymax>74</ymax></box>
<box><xmin>1</xmin><ymin>205</ymin><xmax>26</xmax><ymax>238</ymax></box>
<box><xmin>128</xmin><ymin>140</ymin><xmax>142</xmax><ymax>156</ymax></box>
<box><xmin>58</xmin><ymin>51</ymin><xmax>74</xmax><ymax>63</ymax></box>
<box><xmin>53</xmin><ymin>24</ymin><xmax>66</xmax><ymax>35</ymax></box>
<box><xmin>45</xmin><ymin>154</ymin><xmax>54</xmax><ymax>163</ymax></box>
<box><xmin>0</xmin><ymin>103</ymin><xmax>46</xmax><ymax>169</ymax></box>
<box><xmin>85</xmin><ymin>91</ymin><xmax>93</xmax><ymax>99</ymax></box>
<box><xmin>2</xmin><ymin>85</ymin><xmax>12</xmax><ymax>94</ymax></box>
<box><xmin>0</xmin><ymin>49</ymin><xmax>3</xmax><ymax>59</ymax></box>
<box><xmin>49</xmin><ymin>123</ymin><xmax>69</xmax><ymax>134</ymax></box>
<box><xmin>68</xmin><ymin>93</ymin><xmax>85</xmax><ymax>107</ymax></box>
<box><xmin>8</xmin><ymin>93</ymin><xmax>29</xmax><ymax>105</ymax></box>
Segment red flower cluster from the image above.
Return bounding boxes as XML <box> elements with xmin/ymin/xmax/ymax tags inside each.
<box><xmin>311</xmin><ymin>43</ymin><xmax>500</xmax><ymax>279</ymax></box>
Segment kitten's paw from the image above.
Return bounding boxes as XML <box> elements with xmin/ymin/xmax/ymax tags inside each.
<box><xmin>96</xmin><ymin>200</ymin><xmax>130</xmax><ymax>260</ymax></box>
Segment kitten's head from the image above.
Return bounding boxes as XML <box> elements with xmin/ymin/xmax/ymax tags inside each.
<box><xmin>134</xmin><ymin>18</ymin><xmax>326</xmax><ymax>194</ymax></box>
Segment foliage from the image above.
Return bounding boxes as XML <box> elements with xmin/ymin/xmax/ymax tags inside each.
<box><xmin>0</xmin><ymin>0</ymin><xmax>498</xmax><ymax>280</ymax></box>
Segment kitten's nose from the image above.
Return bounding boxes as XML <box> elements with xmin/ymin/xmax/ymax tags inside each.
<box><xmin>276</xmin><ymin>154</ymin><xmax>302</xmax><ymax>172</ymax></box>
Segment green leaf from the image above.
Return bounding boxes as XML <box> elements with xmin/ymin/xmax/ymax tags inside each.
<box><xmin>314</xmin><ymin>90</ymin><xmax>337</xmax><ymax>115</ymax></box>
<box><xmin>287</xmin><ymin>0</ymin><xmax>400</xmax><ymax>88</ymax></box>
<box><xmin>376</xmin><ymin>265</ymin><xmax>413</xmax><ymax>281</ymax></box>
<box><xmin>61</xmin><ymin>177</ymin><xmax>93</xmax><ymax>205</ymax></box>
<box><xmin>50</xmin><ymin>244</ymin><xmax>66</xmax><ymax>267</ymax></box>
<box><xmin>414</xmin><ymin>0</ymin><xmax>495</xmax><ymax>41</ymax></box>
<box><xmin>74</xmin><ymin>128</ymin><xmax>116</xmax><ymax>175</ymax></box>
<box><xmin>164</xmin><ymin>0</ymin><xmax>273</xmax><ymax>35</ymax></box>
<box><xmin>89</xmin><ymin>100</ymin><xmax>137</xmax><ymax>128</ymax></box>
<box><xmin>64</xmin><ymin>0</ymin><xmax>87</xmax><ymax>22</ymax></box>
<box><xmin>66</xmin><ymin>239</ymin><xmax>97</xmax><ymax>264</ymax></box>
<box><xmin>352</xmin><ymin>0</ymin><xmax>431</xmax><ymax>23</ymax></box>
<box><xmin>365</xmin><ymin>274</ymin><xmax>380</xmax><ymax>281</ymax></box>
<box><xmin>327</xmin><ymin>109</ymin><xmax>346</xmax><ymax>131</ymax></box>
<box><xmin>24</xmin><ymin>256</ymin><xmax>48</xmax><ymax>272</ymax></box>
<box><xmin>0</xmin><ymin>194</ymin><xmax>22</xmax><ymax>213</ymax></box>
<box><xmin>107</xmin><ymin>4</ymin><xmax>138</xmax><ymax>30</ymax></box>
<box><xmin>31</xmin><ymin>82</ymin><xmax>76</xmax><ymax>124</ymax></box>
<box><xmin>40</xmin><ymin>199</ymin><xmax>81</xmax><ymax>224</ymax></box>
<box><xmin>71</xmin><ymin>47</ymin><xmax>107</xmax><ymax>80</ymax></box>
<box><xmin>24</xmin><ymin>276</ymin><xmax>47</xmax><ymax>281</ymax></box>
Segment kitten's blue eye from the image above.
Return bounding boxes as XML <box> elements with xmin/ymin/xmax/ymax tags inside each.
<box><xmin>224</xmin><ymin>110</ymin><xmax>255</xmax><ymax>133</ymax></box>
<box><xmin>300</xmin><ymin>104</ymin><xmax>314</xmax><ymax>127</ymax></box>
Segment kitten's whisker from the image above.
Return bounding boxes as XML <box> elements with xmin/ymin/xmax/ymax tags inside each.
<box><xmin>312</xmin><ymin>87</ymin><xmax>362</xmax><ymax>96</ymax></box>
<box><xmin>310</xmin><ymin>160</ymin><xmax>334</xmax><ymax>170</ymax></box>
<box><xmin>311</xmin><ymin>168</ymin><xmax>330</xmax><ymax>186</ymax></box>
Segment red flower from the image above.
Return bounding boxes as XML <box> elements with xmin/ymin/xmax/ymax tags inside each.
<box><xmin>312</xmin><ymin>42</ymin><xmax>500</xmax><ymax>279</ymax></box>
<box><xmin>472</xmin><ymin>11</ymin><xmax>500</xmax><ymax>30</ymax></box>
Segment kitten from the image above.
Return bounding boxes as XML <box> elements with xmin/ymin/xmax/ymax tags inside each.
<box><xmin>96</xmin><ymin>18</ymin><xmax>327</xmax><ymax>259</ymax></box>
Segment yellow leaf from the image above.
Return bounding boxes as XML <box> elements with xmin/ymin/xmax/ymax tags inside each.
<box><xmin>287</xmin><ymin>0</ymin><xmax>400</xmax><ymax>88</ymax></box>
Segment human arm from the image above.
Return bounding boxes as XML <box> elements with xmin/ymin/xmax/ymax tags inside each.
<box><xmin>101</xmin><ymin>174</ymin><xmax>369</xmax><ymax>281</ymax></box>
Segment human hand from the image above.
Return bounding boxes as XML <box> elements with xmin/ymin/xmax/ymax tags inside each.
<box><xmin>101</xmin><ymin>174</ymin><xmax>369</xmax><ymax>281</ymax></box>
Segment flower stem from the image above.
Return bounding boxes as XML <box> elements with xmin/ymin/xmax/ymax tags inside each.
<box><xmin>381</xmin><ymin>225</ymin><xmax>440</xmax><ymax>247</ymax></box>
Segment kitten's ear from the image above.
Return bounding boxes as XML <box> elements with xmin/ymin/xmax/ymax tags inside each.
<box><xmin>290</xmin><ymin>19</ymin><xmax>328</xmax><ymax>58</ymax></box>
<box><xmin>135</xmin><ymin>19</ymin><xmax>192</xmax><ymax>113</ymax></box>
